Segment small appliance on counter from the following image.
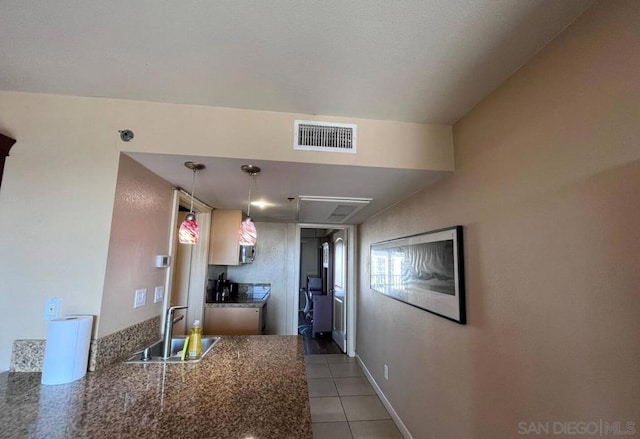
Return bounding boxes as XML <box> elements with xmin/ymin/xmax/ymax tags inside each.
<box><xmin>228</xmin><ymin>282</ymin><xmax>239</xmax><ymax>298</ymax></box>
<box><xmin>206</xmin><ymin>273</ymin><xmax>239</xmax><ymax>302</ymax></box>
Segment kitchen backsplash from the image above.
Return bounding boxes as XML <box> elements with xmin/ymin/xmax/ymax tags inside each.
<box><xmin>237</xmin><ymin>283</ymin><xmax>271</xmax><ymax>294</ymax></box>
<box><xmin>89</xmin><ymin>315</ymin><xmax>161</xmax><ymax>371</ymax></box>
<box><xmin>10</xmin><ymin>340</ymin><xmax>46</xmax><ymax>372</ymax></box>
<box><xmin>10</xmin><ymin>315</ymin><xmax>161</xmax><ymax>373</ymax></box>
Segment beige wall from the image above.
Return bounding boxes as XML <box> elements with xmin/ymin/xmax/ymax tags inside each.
<box><xmin>357</xmin><ymin>2</ymin><xmax>640</xmax><ymax>438</ymax></box>
<box><xmin>0</xmin><ymin>91</ymin><xmax>453</xmax><ymax>172</ymax></box>
<box><xmin>98</xmin><ymin>154</ymin><xmax>173</xmax><ymax>337</ymax></box>
<box><xmin>110</xmin><ymin>102</ymin><xmax>453</xmax><ymax>172</ymax></box>
<box><xmin>0</xmin><ymin>94</ymin><xmax>120</xmax><ymax>371</ymax></box>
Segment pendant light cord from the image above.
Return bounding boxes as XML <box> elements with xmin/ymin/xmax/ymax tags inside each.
<box><xmin>247</xmin><ymin>174</ymin><xmax>253</xmax><ymax>218</ymax></box>
<box><xmin>189</xmin><ymin>168</ymin><xmax>197</xmax><ymax>214</ymax></box>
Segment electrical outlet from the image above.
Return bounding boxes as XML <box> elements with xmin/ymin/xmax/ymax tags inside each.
<box><xmin>153</xmin><ymin>286</ymin><xmax>164</xmax><ymax>303</ymax></box>
<box><xmin>134</xmin><ymin>289</ymin><xmax>147</xmax><ymax>308</ymax></box>
<box><xmin>384</xmin><ymin>364</ymin><xmax>389</xmax><ymax>381</ymax></box>
<box><xmin>44</xmin><ymin>297</ymin><xmax>60</xmax><ymax>320</ymax></box>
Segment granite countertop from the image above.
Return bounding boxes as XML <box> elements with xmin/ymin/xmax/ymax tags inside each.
<box><xmin>0</xmin><ymin>336</ymin><xmax>311</xmax><ymax>439</ymax></box>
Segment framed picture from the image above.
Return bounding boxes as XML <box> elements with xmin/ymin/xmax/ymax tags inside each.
<box><xmin>322</xmin><ymin>242</ymin><xmax>329</xmax><ymax>268</ymax></box>
<box><xmin>370</xmin><ymin>226</ymin><xmax>466</xmax><ymax>324</ymax></box>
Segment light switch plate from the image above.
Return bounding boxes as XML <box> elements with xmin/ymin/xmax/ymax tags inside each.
<box><xmin>153</xmin><ymin>286</ymin><xmax>164</xmax><ymax>303</ymax></box>
<box><xmin>134</xmin><ymin>289</ymin><xmax>147</xmax><ymax>308</ymax></box>
<box><xmin>44</xmin><ymin>297</ymin><xmax>60</xmax><ymax>320</ymax></box>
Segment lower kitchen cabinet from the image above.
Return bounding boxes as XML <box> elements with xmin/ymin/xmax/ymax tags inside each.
<box><xmin>204</xmin><ymin>306</ymin><xmax>265</xmax><ymax>335</ymax></box>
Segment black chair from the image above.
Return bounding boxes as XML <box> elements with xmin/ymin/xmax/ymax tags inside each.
<box><xmin>298</xmin><ymin>277</ymin><xmax>322</xmax><ymax>335</ymax></box>
<box><xmin>297</xmin><ymin>290</ymin><xmax>312</xmax><ymax>335</ymax></box>
<box><xmin>307</xmin><ymin>277</ymin><xmax>322</xmax><ymax>295</ymax></box>
<box><xmin>306</xmin><ymin>277</ymin><xmax>333</xmax><ymax>336</ymax></box>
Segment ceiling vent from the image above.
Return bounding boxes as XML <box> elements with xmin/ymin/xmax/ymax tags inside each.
<box><xmin>294</xmin><ymin>120</ymin><xmax>357</xmax><ymax>154</ymax></box>
<box><xmin>326</xmin><ymin>204</ymin><xmax>360</xmax><ymax>223</ymax></box>
<box><xmin>298</xmin><ymin>196</ymin><xmax>371</xmax><ymax>224</ymax></box>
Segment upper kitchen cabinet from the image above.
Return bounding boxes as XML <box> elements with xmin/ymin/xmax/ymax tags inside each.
<box><xmin>209</xmin><ymin>209</ymin><xmax>242</xmax><ymax>265</ymax></box>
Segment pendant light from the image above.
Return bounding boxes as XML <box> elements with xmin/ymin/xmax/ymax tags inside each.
<box><xmin>238</xmin><ymin>165</ymin><xmax>260</xmax><ymax>246</ymax></box>
<box><xmin>179</xmin><ymin>161</ymin><xmax>205</xmax><ymax>245</ymax></box>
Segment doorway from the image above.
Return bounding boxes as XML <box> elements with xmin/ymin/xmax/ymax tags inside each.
<box><xmin>332</xmin><ymin>230</ymin><xmax>347</xmax><ymax>352</ymax></box>
<box><xmin>294</xmin><ymin>224</ymin><xmax>356</xmax><ymax>356</ymax></box>
<box><xmin>162</xmin><ymin>189</ymin><xmax>212</xmax><ymax>336</ymax></box>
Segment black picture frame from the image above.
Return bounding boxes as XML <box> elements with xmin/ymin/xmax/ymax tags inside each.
<box><xmin>370</xmin><ymin>225</ymin><xmax>466</xmax><ymax>324</ymax></box>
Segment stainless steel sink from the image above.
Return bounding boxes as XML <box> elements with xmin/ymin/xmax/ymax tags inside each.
<box><xmin>125</xmin><ymin>336</ymin><xmax>220</xmax><ymax>364</ymax></box>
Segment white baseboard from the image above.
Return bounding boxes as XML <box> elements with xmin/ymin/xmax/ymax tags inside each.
<box><xmin>356</xmin><ymin>353</ymin><xmax>414</xmax><ymax>439</ymax></box>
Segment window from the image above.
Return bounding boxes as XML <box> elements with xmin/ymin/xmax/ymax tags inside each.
<box><xmin>334</xmin><ymin>238</ymin><xmax>344</xmax><ymax>289</ymax></box>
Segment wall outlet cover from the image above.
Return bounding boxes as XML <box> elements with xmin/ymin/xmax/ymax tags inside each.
<box><xmin>154</xmin><ymin>286</ymin><xmax>164</xmax><ymax>303</ymax></box>
<box><xmin>44</xmin><ymin>297</ymin><xmax>60</xmax><ymax>320</ymax></box>
<box><xmin>134</xmin><ymin>289</ymin><xmax>147</xmax><ymax>308</ymax></box>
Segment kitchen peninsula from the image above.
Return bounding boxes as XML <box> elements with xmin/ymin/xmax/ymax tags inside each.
<box><xmin>0</xmin><ymin>336</ymin><xmax>311</xmax><ymax>438</ymax></box>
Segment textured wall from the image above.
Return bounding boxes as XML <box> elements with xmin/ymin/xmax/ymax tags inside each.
<box><xmin>227</xmin><ymin>222</ymin><xmax>296</xmax><ymax>335</ymax></box>
<box><xmin>357</xmin><ymin>2</ymin><xmax>640</xmax><ymax>438</ymax></box>
<box><xmin>98</xmin><ymin>154</ymin><xmax>173</xmax><ymax>337</ymax></box>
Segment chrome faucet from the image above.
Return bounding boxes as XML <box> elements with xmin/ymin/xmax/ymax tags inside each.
<box><xmin>162</xmin><ymin>305</ymin><xmax>187</xmax><ymax>359</ymax></box>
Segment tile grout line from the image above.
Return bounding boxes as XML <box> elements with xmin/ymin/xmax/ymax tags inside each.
<box><xmin>334</xmin><ymin>373</ymin><xmax>356</xmax><ymax>439</ymax></box>
<box><xmin>329</xmin><ymin>364</ymin><xmax>355</xmax><ymax>439</ymax></box>
<box><xmin>336</xmin><ymin>383</ymin><xmax>353</xmax><ymax>437</ymax></box>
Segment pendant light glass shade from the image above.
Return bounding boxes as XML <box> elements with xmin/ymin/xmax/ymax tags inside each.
<box><xmin>239</xmin><ymin>165</ymin><xmax>260</xmax><ymax>247</ymax></box>
<box><xmin>179</xmin><ymin>213</ymin><xmax>200</xmax><ymax>244</ymax></box>
<box><xmin>239</xmin><ymin>217</ymin><xmax>257</xmax><ymax>246</ymax></box>
<box><xmin>179</xmin><ymin>162</ymin><xmax>205</xmax><ymax>245</ymax></box>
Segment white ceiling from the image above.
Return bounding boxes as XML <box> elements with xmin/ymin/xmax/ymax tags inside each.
<box><xmin>1</xmin><ymin>0</ymin><xmax>592</xmax><ymax>124</ymax></box>
<box><xmin>128</xmin><ymin>153</ymin><xmax>447</xmax><ymax>224</ymax></box>
<box><xmin>1</xmin><ymin>1</ymin><xmax>594</xmax><ymax>224</ymax></box>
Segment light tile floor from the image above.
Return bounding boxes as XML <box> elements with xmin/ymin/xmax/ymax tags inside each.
<box><xmin>306</xmin><ymin>354</ymin><xmax>403</xmax><ymax>439</ymax></box>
